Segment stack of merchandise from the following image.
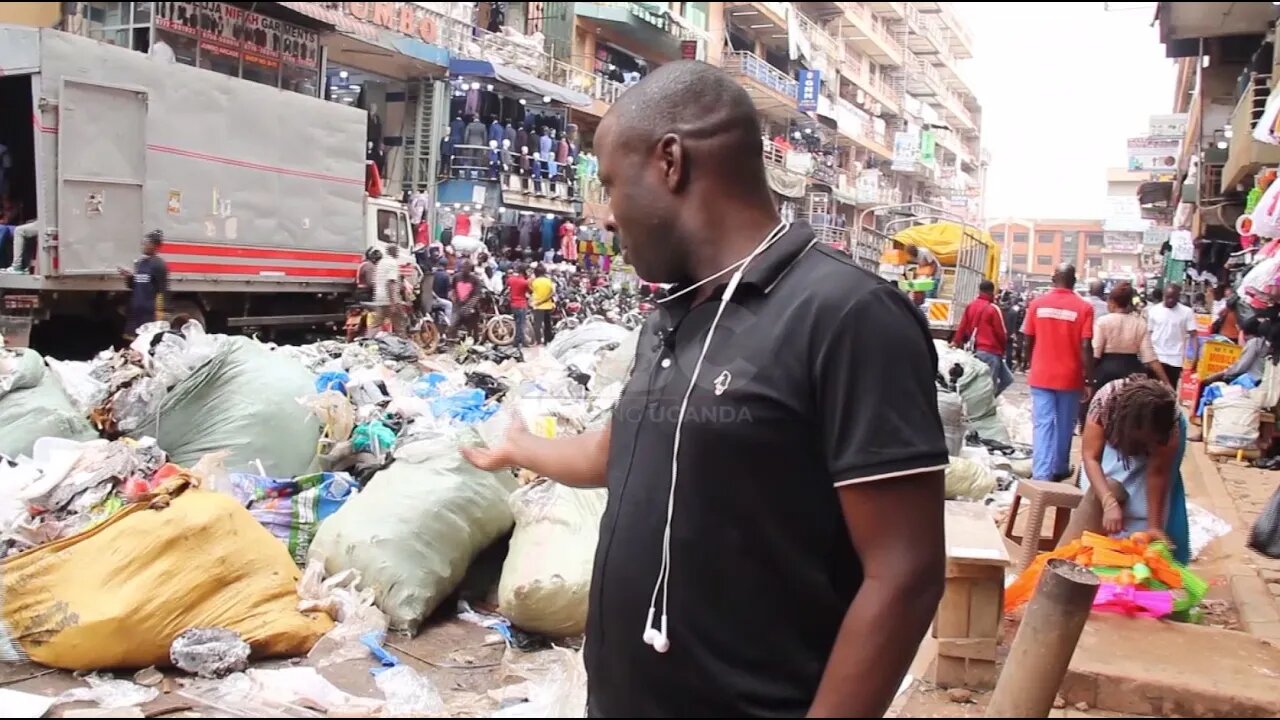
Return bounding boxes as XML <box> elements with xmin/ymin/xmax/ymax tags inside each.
<box><xmin>1004</xmin><ymin>532</ymin><xmax>1208</xmax><ymax>620</ymax></box>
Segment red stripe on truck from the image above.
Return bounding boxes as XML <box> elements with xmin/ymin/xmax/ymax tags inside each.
<box><xmin>165</xmin><ymin>242</ymin><xmax>363</xmax><ymax>265</ymax></box>
<box><xmin>168</xmin><ymin>262</ymin><xmax>356</xmax><ymax>279</ymax></box>
<box><xmin>31</xmin><ymin>115</ymin><xmax>363</xmax><ymax>186</ymax></box>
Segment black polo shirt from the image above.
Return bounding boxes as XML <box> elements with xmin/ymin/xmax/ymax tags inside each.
<box><xmin>584</xmin><ymin>222</ymin><xmax>948</xmax><ymax>717</ymax></box>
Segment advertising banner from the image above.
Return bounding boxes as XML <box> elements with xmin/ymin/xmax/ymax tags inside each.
<box><xmin>1127</xmin><ymin>136</ymin><xmax>1180</xmax><ymax>172</ymax></box>
<box><xmin>796</xmin><ymin>69</ymin><xmax>820</xmax><ymax>112</ymax></box>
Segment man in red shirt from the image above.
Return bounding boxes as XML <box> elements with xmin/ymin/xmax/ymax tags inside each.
<box><xmin>952</xmin><ymin>279</ymin><xmax>1011</xmax><ymax>396</ymax></box>
<box><xmin>1022</xmin><ymin>264</ymin><xmax>1095</xmax><ymax>481</ymax></box>
<box><xmin>506</xmin><ymin>262</ymin><xmax>531</xmax><ymax>348</ymax></box>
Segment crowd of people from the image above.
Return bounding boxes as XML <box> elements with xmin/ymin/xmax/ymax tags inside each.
<box><xmin>948</xmin><ymin>262</ymin><xmax>1280</xmax><ymax>561</ymax></box>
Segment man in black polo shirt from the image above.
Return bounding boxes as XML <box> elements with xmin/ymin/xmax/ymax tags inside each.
<box><xmin>465</xmin><ymin>61</ymin><xmax>947</xmax><ymax>718</ymax></box>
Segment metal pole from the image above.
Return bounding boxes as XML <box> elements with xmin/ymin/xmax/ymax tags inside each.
<box><xmin>986</xmin><ymin>559</ymin><xmax>1100</xmax><ymax>718</ymax></box>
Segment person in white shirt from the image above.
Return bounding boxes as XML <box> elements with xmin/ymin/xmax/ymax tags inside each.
<box><xmin>368</xmin><ymin>244</ymin><xmax>406</xmax><ymax>337</ymax></box>
<box><xmin>1146</xmin><ymin>283</ymin><xmax>1198</xmax><ymax>389</ymax></box>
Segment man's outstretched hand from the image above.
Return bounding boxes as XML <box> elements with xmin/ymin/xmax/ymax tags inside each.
<box><xmin>461</xmin><ymin>413</ymin><xmax>531</xmax><ymax>471</ymax></box>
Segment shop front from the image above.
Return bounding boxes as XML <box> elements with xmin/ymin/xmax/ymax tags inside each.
<box><xmin>65</xmin><ymin>1</ymin><xmax>323</xmax><ymax>96</ymax></box>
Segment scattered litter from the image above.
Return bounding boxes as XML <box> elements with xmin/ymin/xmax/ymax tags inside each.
<box><xmin>491</xmin><ymin>647</ymin><xmax>587</xmax><ymax>718</ymax></box>
<box><xmin>374</xmin><ymin>665</ymin><xmax>445</xmax><ymax>716</ymax></box>
<box><xmin>55</xmin><ymin>674</ymin><xmax>159</xmax><ymax>708</ymax></box>
<box><xmin>0</xmin><ymin>687</ymin><xmax>57</xmax><ymax>718</ymax></box>
<box><xmin>1187</xmin><ymin>501</ymin><xmax>1233</xmax><ymax>560</ymax></box>
<box><xmin>170</xmin><ymin>628</ymin><xmax>251</xmax><ymax>679</ymax></box>
<box><xmin>132</xmin><ymin>666</ymin><xmax>163</xmax><ymax>687</ymax></box>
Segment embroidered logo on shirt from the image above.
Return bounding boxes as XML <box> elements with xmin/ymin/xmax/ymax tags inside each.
<box><xmin>713</xmin><ymin>370</ymin><xmax>732</xmax><ymax>396</ymax></box>
<box><xmin>1037</xmin><ymin>307</ymin><xmax>1079</xmax><ymax>322</ymax></box>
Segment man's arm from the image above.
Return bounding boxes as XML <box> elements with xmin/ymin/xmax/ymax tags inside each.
<box><xmin>463</xmin><ymin>414</ymin><xmax>610</xmax><ymax>489</ymax></box>
<box><xmin>808</xmin><ymin>470</ymin><xmax>944</xmax><ymax>717</ymax></box>
<box><xmin>808</xmin><ymin>285</ymin><xmax>949</xmax><ymax>717</ymax></box>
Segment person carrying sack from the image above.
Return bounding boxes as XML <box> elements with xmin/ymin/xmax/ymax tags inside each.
<box><xmin>952</xmin><ymin>279</ymin><xmax>1012</xmax><ymax>396</ymax></box>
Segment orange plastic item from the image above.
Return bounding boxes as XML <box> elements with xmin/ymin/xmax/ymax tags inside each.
<box><xmin>1003</xmin><ymin>532</ymin><xmax>1185</xmax><ymax>613</ymax></box>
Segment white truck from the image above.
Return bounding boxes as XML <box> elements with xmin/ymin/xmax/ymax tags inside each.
<box><xmin>0</xmin><ymin>27</ymin><xmax>415</xmax><ymax>350</ymax></box>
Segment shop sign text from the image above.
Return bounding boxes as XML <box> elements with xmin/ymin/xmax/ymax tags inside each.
<box><xmin>347</xmin><ymin>2</ymin><xmax>440</xmax><ymax>44</ymax></box>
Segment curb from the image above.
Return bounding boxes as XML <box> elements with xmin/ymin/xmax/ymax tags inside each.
<box><xmin>1187</xmin><ymin>444</ymin><xmax>1280</xmax><ymax>642</ymax></box>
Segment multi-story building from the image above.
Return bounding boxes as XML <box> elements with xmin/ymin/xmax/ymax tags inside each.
<box><xmin>7</xmin><ymin>2</ymin><xmax>985</xmax><ymax>255</ymax></box>
<box><xmin>710</xmin><ymin>2</ymin><xmax>985</xmax><ymax>246</ymax></box>
<box><xmin>988</xmin><ymin>219</ymin><xmax>1105</xmax><ymax>288</ymax></box>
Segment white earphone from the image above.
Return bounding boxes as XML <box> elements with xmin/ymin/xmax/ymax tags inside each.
<box><xmin>642</xmin><ymin>221</ymin><xmax>790</xmax><ymax>654</ymax></box>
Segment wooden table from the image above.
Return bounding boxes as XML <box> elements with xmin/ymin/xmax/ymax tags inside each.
<box><xmin>932</xmin><ymin>500</ymin><xmax>1012</xmax><ymax>689</ymax></box>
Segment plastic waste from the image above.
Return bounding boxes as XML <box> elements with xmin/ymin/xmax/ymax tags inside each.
<box><xmin>315</xmin><ymin>371</ymin><xmax>351</xmax><ymax>395</ymax></box>
<box><xmin>375</xmin><ymin>665</ymin><xmax>445</xmax><ymax>717</ymax></box>
<box><xmin>937</xmin><ymin>390</ymin><xmax>965</xmax><ymax>456</ymax></box>
<box><xmin>353</xmin><ymin>420</ymin><xmax>397</xmax><ymax>454</ymax></box>
<box><xmin>492</xmin><ymin>647</ymin><xmax>588</xmax><ymax>718</ymax></box>
<box><xmin>499</xmin><ymin>481</ymin><xmax>607</xmax><ymax>636</ymax></box>
<box><xmin>229</xmin><ymin>472</ymin><xmax>358</xmax><ymax>564</ymax></box>
<box><xmin>45</xmin><ymin>357</ymin><xmax>109</xmax><ymax>416</ymax></box>
<box><xmin>1207</xmin><ymin>394</ymin><xmax>1262</xmax><ymax>452</ymax></box>
<box><xmin>296</xmin><ymin>560</ymin><xmax>390</xmax><ymax>667</ymax></box>
<box><xmin>1249</xmin><ymin>486</ymin><xmax>1280</xmax><ymax>559</ymax></box>
<box><xmin>55</xmin><ymin>674</ymin><xmax>159</xmax><ymax>708</ymax></box>
<box><xmin>170</xmin><ymin>628</ymin><xmax>251</xmax><ymax>679</ymax></box>
<box><xmin>307</xmin><ymin>434</ymin><xmax>518</xmax><ymax>634</ymax></box>
<box><xmin>944</xmin><ymin>456</ymin><xmax>997</xmax><ymax>500</ymax></box>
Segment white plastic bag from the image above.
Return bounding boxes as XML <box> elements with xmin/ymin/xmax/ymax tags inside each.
<box><xmin>937</xmin><ymin>390</ymin><xmax>965</xmax><ymax>456</ymax></box>
<box><xmin>492</xmin><ymin>648</ymin><xmax>588</xmax><ymax>718</ymax></box>
<box><xmin>375</xmin><ymin>665</ymin><xmax>444</xmax><ymax>717</ymax></box>
<box><xmin>944</xmin><ymin>456</ymin><xmax>996</xmax><ymax>500</ymax></box>
<box><xmin>1208</xmin><ymin>394</ymin><xmax>1262</xmax><ymax>451</ymax></box>
<box><xmin>498</xmin><ymin>482</ymin><xmax>607</xmax><ymax>636</ymax></box>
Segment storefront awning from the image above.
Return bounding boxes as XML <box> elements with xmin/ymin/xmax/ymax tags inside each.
<box><xmin>278</xmin><ymin>2</ymin><xmax>449</xmax><ymax>75</ymax></box>
<box><xmin>450</xmin><ymin>58</ymin><xmax>593</xmax><ymax>109</ymax></box>
<box><xmin>831</xmin><ymin>187</ymin><xmax>860</xmax><ymax>207</ymax></box>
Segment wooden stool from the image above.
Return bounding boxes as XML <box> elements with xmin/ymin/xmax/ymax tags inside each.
<box><xmin>1004</xmin><ymin>479</ymin><xmax>1083</xmax><ymax>572</ymax></box>
<box><xmin>933</xmin><ymin>502</ymin><xmax>1011</xmax><ymax>690</ymax></box>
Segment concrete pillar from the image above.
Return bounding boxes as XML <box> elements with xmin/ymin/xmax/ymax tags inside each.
<box><xmin>705</xmin><ymin>1</ymin><xmax>726</xmax><ymax>66</ymax></box>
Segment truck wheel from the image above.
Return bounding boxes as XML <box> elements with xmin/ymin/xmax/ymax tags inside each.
<box><xmin>485</xmin><ymin>315</ymin><xmax>516</xmax><ymax>346</ymax></box>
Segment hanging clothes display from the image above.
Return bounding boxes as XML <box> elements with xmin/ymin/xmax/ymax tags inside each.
<box><xmin>541</xmin><ymin>216</ymin><xmax>556</xmax><ymax>251</ymax></box>
<box><xmin>518</xmin><ymin>214</ymin><xmax>538</xmax><ymax>249</ymax></box>
<box><xmin>560</xmin><ymin>222</ymin><xmax>578</xmax><ymax>262</ymax></box>
<box><xmin>449</xmin><ymin>116</ymin><xmax>465</xmax><ymax>144</ymax></box>
<box><xmin>455</xmin><ymin>212</ymin><xmax>472</xmax><ymax>238</ymax></box>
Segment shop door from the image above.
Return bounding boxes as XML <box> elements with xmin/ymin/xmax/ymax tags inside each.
<box><xmin>56</xmin><ymin>78</ymin><xmax>147</xmax><ymax>275</ymax></box>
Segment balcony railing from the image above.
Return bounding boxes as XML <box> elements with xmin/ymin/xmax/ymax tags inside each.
<box><xmin>1222</xmin><ymin>73</ymin><xmax>1280</xmax><ymax>192</ymax></box>
<box><xmin>724</xmin><ymin>50</ymin><xmax>798</xmax><ymax>99</ymax></box>
<box><xmin>811</xmin><ymin>223</ymin><xmax>850</xmax><ymax>246</ymax></box>
<box><xmin>839</xmin><ymin>2</ymin><xmax>903</xmax><ymax>57</ymax></box>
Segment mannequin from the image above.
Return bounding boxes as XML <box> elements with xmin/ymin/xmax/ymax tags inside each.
<box><xmin>538</xmin><ymin>128</ymin><xmax>554</xmax><ymax>178</ymax></box>
<box><xmin>555</xmin><ymin>133</ymin><xmax>570</xmax><ymax>166</ymax></box>
<box><xmin>519</xmin><ymin>145</ymin><xmax>534</xmax><ymax>192</ymax></box>
<box><xmin>463</xmin><ymin>114</ymin><xmax>487</xmax><ymax>170</ymax></box>
<box><xmin>450</xmin><ymin>114</ymin><xmax>465</xmax><ymax>144</ymax></box>
<box><xmin>504</xmin><ymin>122</ymin><xmax>517</xmax><ymax>149</ymax></box>
<box><xmin>440</xmin><ymin>133</ymin><xmax>455</xmax><ymax>178</ymax></box>
<box><xmin>487</xmin><ymin>139</ymin><xmax>501</xmax><ymax>180</ymax></box>
<box><xmin>487</xmin><ymin>116</ymin><xmax>504</xmax><ymax>146</ymax></box>
<box><xmin>515</xmin><ymin>123</ymin><xmax>529</xmax><ymax>156</ymax></box>
<box><xmin>500</xmin><ymin>138</ymin><xmax>514</xmax><ymax>172</ymax></box>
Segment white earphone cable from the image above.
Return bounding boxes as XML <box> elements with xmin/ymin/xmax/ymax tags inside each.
<box><xmin>643</xmin><ymin>221</ymin><xmax>789</xmax><ymax>653</ymax></box>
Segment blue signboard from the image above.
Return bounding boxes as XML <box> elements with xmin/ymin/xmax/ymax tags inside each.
<box><xmin>796</xmin><ymin>69</ymin><xmax>820</xmax><ymax>112</ymax></box>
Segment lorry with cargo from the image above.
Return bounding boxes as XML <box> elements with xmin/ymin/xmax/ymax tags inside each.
<box><xmin>0</xmin><ymin>26</ymin><xmax>414</xmax><ymax>352</ymax></box>
<box><xmin>850</xmin><ymin>203</ymin><xmax>996</xmax><ymax>339</ymax></box>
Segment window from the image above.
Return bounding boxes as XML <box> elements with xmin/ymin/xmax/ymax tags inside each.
<box><xmin>84</xmin><ymin>1</ymin><xmax>152</xmax><ymax>52</ymax></box>
<box><xmin>1087</xmin><ymin>257</ymin><xmax>1103</xmax><ymax>269</ymax></box>
<box><xmin>992</xmin><ymin>233</ymin><xmax>1005</xmax><ymax>245</ymax></box>
<box><xmin>1037</xmin><ymin>232</ymin><xmax>1054</xmax><ymax>245</ymax></box>
<box><xmin>1037</xmin><ymin>255</ymin><xmax>1054</xmax><ymax>266</ymax></box>
<box><xmin>1013</xmin><ymin>233</ymin><xmax>1028</xmax><ymax>244</ymax></box>
<box><xmin>377</xmin><ymin>209</ymin><xmax>410</xmax><ymax>249</ymax></box>
<box><xmin>1063</xmin><ymin>232</ymin><xmax>1077</xmax><ymax>245</ymax></box>
<box><xmin>1087</xmin><ymin>233</ymin><xmax>1104</xmax><ymax>248</ymax></box>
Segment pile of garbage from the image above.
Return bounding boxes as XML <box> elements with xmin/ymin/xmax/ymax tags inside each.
<box><xmin>0</xmin><ymin>318</ymin><xmax>634</xmax><ymax>720</ymax></box>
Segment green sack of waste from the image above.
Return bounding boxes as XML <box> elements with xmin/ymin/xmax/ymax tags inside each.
<box><xmin>0</xmin><ymin>349</ymin><xmax>96</xmax><ymax>457</ymax></box>
<box><xmin>127</xmin><ymin>337</ymin><xmax>320</xmax><ymax>477</ymax></box>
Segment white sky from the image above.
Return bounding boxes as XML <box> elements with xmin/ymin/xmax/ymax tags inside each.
<box><xmin>954</xmin><ymin>2</ymin><xmax>1176</xmax><ymax>220</ymax></box>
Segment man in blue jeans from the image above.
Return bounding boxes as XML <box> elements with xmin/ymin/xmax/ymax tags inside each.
<box><xmin>1022</xmin><ymin>264</ymin><xmax>1095</xmax><ymax>481</ymax></box>
<box><xmin>952</xmin><ymin>279</ymin><xmax>1012</xmax><ymax>396</ymax></box>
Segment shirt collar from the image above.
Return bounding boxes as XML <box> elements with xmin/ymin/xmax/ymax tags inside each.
<box><xmin>740</xmin><ymin>221</ymin><xmax>818</xmax><ymax>293</ymax></box>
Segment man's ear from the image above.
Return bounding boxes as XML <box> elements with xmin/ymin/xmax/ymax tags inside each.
<box><xmin>658</xmin><ymin>133</ymin><xmax>685</xmax><ymax>193</ymax></box>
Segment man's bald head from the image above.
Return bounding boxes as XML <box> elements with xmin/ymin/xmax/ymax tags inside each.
<box><xmin>1053</xmin><ymin>263</ymin><xmax>1077</xmax><ymax>289</ymax></box>
<box><xmin>594</xmin><ymin>61</ymin><xmax>774</xmax><ymax>283</ymax></box>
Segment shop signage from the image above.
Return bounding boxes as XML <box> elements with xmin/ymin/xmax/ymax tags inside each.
<box><xmin>1126</xmin><ymin>136</ymin><xmax>1180</xmax><ymax>172</ymax></box>
<box><xmin>1149</xmin><ymin>113</ymin><xmax>1188</xmax><ymax>138</ymax></box>
<box><xmin>680</xmin><ymin>40</ymin><xmax>698</xmax><ymax>60</ymax></box>
<box><xmin>920</xmin><ymin>130</ymin><xmax>936</xmax><ymax>168</ymax></box>
<box><xmin>154</xmin><ymin>2</ymin><xmax>318</xmax><ymax>69</ymax></box>
<box><xmin>855</xmin><ymin>170</ymin><xmax>880</xmax><ymax>205</ymax></box>
<box><xmin>346</xmin><ymin>2</ymin><xmax>440</xmax><ymax>44</ymax></box>
<box><xmin>1168</xmin><ymin>229</ymin><xmax>1194</xmax><ymax>261</ymax></box>
<box><xmin>1143</xmin><ymin>225</ymin><xmax>1171</xmax><ymax>248</ymax></box>
<box><xmin>796</xmin><ymin>69</ymin><xmax>820</xmax><ymax>112</ymax></box>
<box><xmin>891</xmin><ymin>131</ymin><xmax>919</xmax><ymax>172</ymax></box>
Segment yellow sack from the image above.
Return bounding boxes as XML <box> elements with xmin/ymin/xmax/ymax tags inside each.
<box><xmin>1</xmin><ymin>486</ymin><xmax>333</xmax><ymax>670</ymax></box>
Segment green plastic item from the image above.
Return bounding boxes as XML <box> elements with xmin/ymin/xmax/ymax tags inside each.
<box><xmin>0</xmin><ymin>349</ymin><xmax>97</xmax><ymax>457</ymax></box>
<box><xmin>126</xmin><ymin>337</ymin><xmax>321</xmax><ymax>477</ymax></box>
